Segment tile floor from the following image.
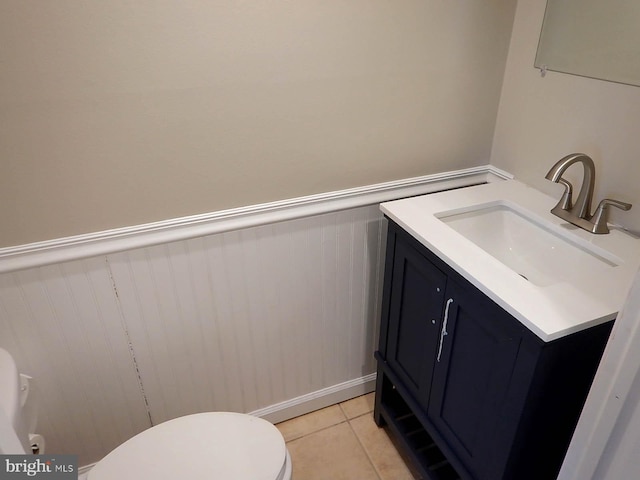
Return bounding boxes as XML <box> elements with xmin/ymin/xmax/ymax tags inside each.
<box><xmin>275</xmin><ymin>393</ymin><xmax>421</xmax><ymax>480</ymax></box>
<box><xmin>79</xmin><ymin>393</ymin><xmax>418</xmax><ymax>480</ymax></box>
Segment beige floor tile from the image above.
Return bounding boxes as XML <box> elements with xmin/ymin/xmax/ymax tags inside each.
<box><xmin>276</xmin><ymin>404</ymin><xmax>346</xmax><ymax>442</ymax></box>
<box><xmin>340</xmin><ymin>392</ymin><xmax>375</xmax><ymax>419</ymax></box>
<box><xmin>350</xmin><ymin>414</ymin><xmax>419</xmax><ymax>480</ymax></box>
<box><xmin>287</xmin><ymin>422</ymin><xmax>380</xmax><ymax>480</ymax></box>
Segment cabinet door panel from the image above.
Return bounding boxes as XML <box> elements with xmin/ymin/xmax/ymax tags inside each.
<box><xmin>386</xmin><ymin>237</ymin><xmax>446</xmax><ymax>402</ymax></box>
<box><xmin>428</xmin><ymin>280</ymin><xmax>523</xmax><ymax>478</ymax></box>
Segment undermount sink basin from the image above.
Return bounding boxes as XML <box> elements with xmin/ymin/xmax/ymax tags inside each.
<box><xmin>380</xmin><ymin>179</ymin><xmax>640</xmax><ymax>341</ymax></box>
<box><xmin>437</xmin><ymin>202</ymin><xmax>620</xmax><ymax>287</ymax></box>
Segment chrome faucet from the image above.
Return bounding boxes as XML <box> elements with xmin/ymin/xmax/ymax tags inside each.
<box><xmin>545</xmin><ymin>153</ymin><xmax>631</xmax><ymax>234</ymax></box>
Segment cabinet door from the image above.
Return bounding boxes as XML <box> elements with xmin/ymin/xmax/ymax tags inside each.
<box><xmin>385</xmin><ymin>234</ymin><xmax>447</xmax><ymax>404</ymax></box>
<box><xmin>427</xmin><ymin>278</ymin><xmax>524</xmax><ymax>479</ymax></box>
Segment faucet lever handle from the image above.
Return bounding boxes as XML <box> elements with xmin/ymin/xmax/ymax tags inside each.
<box><xmin>590</xmin><ymin>199</ymin><xmax>632</xmax><ymax>234</ymax></box>
<box><xmin>597</xmin><ymin>198</ymin><xmax>632</xmax><ymax>212</ymax></box>
<box><xmin>557</xmin><ymin>177</ymin><xmax>573</xmax><ymax>210</ymax></box>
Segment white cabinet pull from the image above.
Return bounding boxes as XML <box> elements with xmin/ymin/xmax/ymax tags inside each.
<box><xmin>437</xmin><ymin>298</ymin><xmax>454</xmax><ymax>362</ymax></box>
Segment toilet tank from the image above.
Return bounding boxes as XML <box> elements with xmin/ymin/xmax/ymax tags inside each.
<box><xmin>0</xmin><ymin>348</ymin><xmax>40</xmax><ymax>454</ymax></box>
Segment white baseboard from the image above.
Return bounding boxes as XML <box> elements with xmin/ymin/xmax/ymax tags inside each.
<box><xmin>0</xmin><ymin>165</ymin><xmax>511</xmax><ymax>274</ymax></box>
<box><xmin>78</xmin><ymin>373</ymin><xmax>377</xmax><ymax>475</ymax></box>
<box><xmin>250</xmin><ymin>373</ymin><xmax>377</xmax><ymax>424</ymax></box>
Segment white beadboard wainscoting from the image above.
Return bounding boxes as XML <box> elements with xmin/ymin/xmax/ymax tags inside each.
<box><xmin>0</xmin><ymin>166</ymin><xmax>510</xmax><ymax>467</ymax></box>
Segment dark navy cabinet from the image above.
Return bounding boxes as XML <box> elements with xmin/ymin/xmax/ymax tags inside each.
<box><xmin>384</xmin><ymin>233</ymin><xmax>446</xmax><ymax>405</ymax></box>
<box><xmin>374</xmin><ymin>220</ymin><xmax>612</xmax><ymax>480</ymax></box>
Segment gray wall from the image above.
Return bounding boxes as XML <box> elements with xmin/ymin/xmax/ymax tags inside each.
<box><xmin>0</xmin><ymin>0</ymin><xmax>517</xmax><ymax>247</ymax></box>
<box><xmin>491</xmin><ymin>0</ymin><xmax>640</xmax><ymax>233</ymax></box>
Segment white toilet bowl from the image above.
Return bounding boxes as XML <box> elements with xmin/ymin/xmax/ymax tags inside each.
<box><xmin>1</xmin><ymin>347</ymin><xmax>290</xmax><ymax>479</ymax></box>
<box><xmin>88</xmin><ymin>412</ymin><xmax>292</xmax><ymax>480</ymax></box>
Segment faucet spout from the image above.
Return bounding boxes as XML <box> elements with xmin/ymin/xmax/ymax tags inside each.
<box><xmin>544</xmin><ymin>153</ymin><xmax>631</xmax><ymax>234</ymax></box>
<box><xmin>545</xmin><ymin>153</ymin><xmax>595</xmax><ymax>219</ymax></box>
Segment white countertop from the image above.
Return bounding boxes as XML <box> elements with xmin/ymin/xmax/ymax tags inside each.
<box><xmin>380</xmin><ymin>180</ymin><xmax>640</xmax><ymax>342</ymax></box>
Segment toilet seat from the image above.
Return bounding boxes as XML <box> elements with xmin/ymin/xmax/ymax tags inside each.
<box><xmin>88</xmin><ymin>412</ymin><xmax>289</xmax><ymax>480</ymax></box>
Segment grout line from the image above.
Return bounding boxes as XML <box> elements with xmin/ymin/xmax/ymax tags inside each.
<box><xmin>278</xmin><ymin>401</ymin><xmax>374</xmax><ymax>443</ymax></box>
<box><xmin>278</xmin><ymin>395</ymin><xmax>387</xmax><ymax>479</ymax></box>
<box><xmin>347</xmin><ymin>413</ymin><xmax>384</xmax><ymax>480</ymax></box>
<box><xmin>280</xmin><ymin>418</ymin><xmax>349</xmax><ymax>444</ymax></box>
<box><xmin>280</xmin><ymin>395</ymin><xmax>419</xmax><ymax>480</ymax></box>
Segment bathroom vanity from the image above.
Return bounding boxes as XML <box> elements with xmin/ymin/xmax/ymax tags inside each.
<box><xmin>373</xmin><ymin>180</ymin><xmax>640</xmax><ymax>480</ymax></box>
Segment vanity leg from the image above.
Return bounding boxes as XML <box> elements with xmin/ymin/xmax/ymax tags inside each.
<box><xmin>373</xmin><ymin>365</ymin><xmax>386</xmax><ymax>427</ymax></box>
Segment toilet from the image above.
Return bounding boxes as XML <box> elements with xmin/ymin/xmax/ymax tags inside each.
<box><xmin>0</xmin><ymin>347</ymin><xmax>292</xmax><ymax>480</ymax></box>
<box><xmin>88</xmin><ymin>412</ymin><xmax>292</xmax><ymax>480</ymax></box>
